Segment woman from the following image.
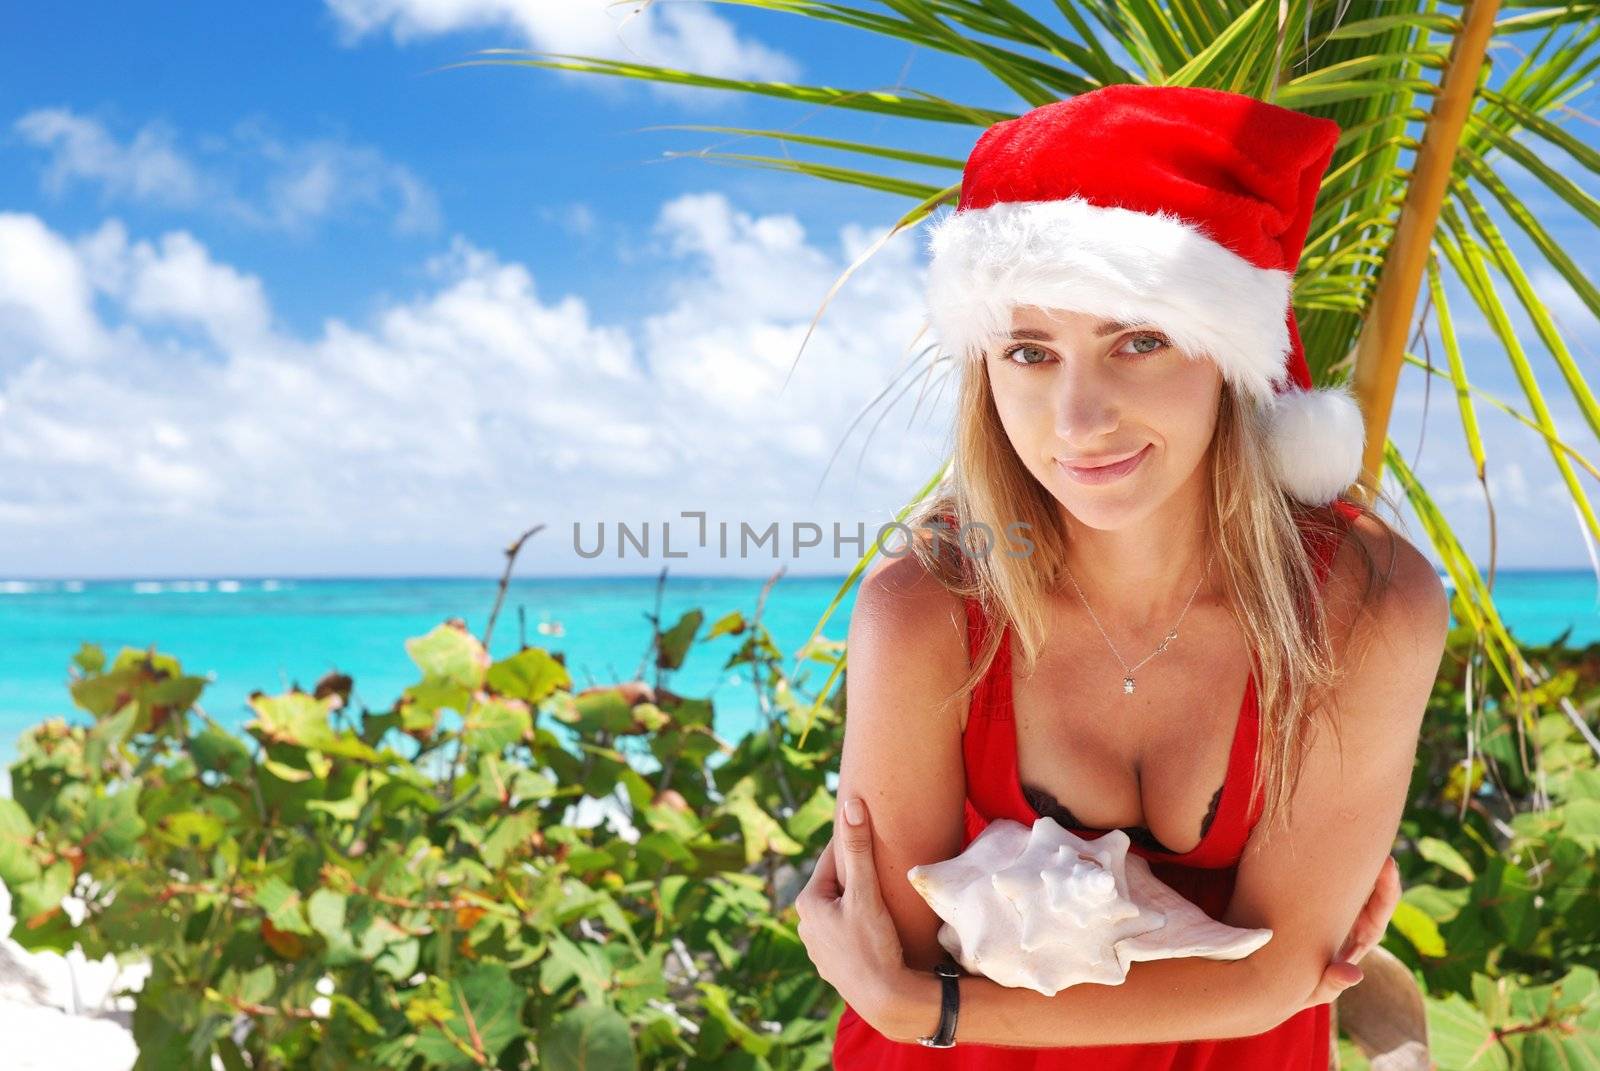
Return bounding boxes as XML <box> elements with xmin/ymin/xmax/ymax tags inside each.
<box><xmin>796</xmin><ymin>85</ymin><xmax>1446</xmax><ymax>1068</ymax></box>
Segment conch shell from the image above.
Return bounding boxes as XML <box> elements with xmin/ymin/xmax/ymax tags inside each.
<box><xmin>906</xmin><ymin>817</ymin><xmax>1272</xmax><ymax>995</ymax></box>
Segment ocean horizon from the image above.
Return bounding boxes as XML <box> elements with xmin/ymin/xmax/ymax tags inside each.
<box><xmin>4</xmin><ymin>569</ymin><xmax>1597</xmax><ymax>783</ymax></box>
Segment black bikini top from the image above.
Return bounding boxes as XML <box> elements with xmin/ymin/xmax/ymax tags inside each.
<box><xmin>1020</xmin><ymin>781</ymin><xmax>1224</xmax><ymax>855</ymax></box>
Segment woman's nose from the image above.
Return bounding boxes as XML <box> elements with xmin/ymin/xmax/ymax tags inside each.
<box><xmin>1053</xmin><ymin>358</ymin><xmax>1121</xmax><ymax>443</ymax></box>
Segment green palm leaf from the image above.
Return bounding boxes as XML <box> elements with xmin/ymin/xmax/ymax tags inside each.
<box><xmin>635</xmin><ymin>124</ymin><xmax>966</xmax><ymax>171</ymax></box>
<box><xmin>1402</xmin><ymin>352</ymin><xmax>1600</xmax><ymax>481</ymax></box>
<box><xmin>445</xmin><ymin>49</ymin><xmax>1014</xmax><ymax>126</ymax></box>
<box><xmin>1434</xmin><ymin>201</ymin><xmax>1600</xmax><ymax>547</ymax></box>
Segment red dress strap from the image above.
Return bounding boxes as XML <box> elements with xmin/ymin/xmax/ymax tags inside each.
<box><xmin>959</xmin><ymin>594</ymin><xmax>1015</xmax><ymax>843</ymax></box>
<box><xmin>1311</xmin><ymin>500</ymin><xmax>1360</xmax><ymax>584</ymax></box>
<box><xmin>961</xmin><ymin>595</ymin><xmax>1006</xmax><ymax>715</ymax></box>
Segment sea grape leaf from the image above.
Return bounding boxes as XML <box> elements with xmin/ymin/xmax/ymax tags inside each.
<box><xmin>463</xmin><ymin>696</ymin><xmax>532</xmax><ymax>753</ymax></box>
<box><xmin>543</xmin><ymin>1003</ymin><xmax>637</xmax><ymax>1071</ymax></box>
<box><xmin>406</xmin><ymin>623</ymin><xmax>489</xmax><ymax>690</ymax></box>
<box><xmin>656</xmin><ymin>611</ymin><xmax>703</xmax><ymax>671</ymax></box>
<box><xmin>408</xmin><ymin>963</ymin><xmax>522</xmax><ymax>1069</ymax></box>
<box><xmin>486</xmin><ymin>648</ymin><xmax>569</xmax><ymax>704</ymax></box>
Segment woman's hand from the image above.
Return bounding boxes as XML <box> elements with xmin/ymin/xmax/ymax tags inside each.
<box><xmin>794</xmin><ymin>797</ymin><xmax>915</xmax><ymax>1037</ymax></box>
<box><xmin>1296</xmin><ymin>854</ymin><xmax>1402</xmax><ymax>1012</ymax></box>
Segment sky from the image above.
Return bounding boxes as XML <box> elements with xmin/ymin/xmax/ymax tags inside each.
<box><xmin>1</xmin><ymin>1</ymin><xmax>1596</xmax><ymax>577</ymax></box>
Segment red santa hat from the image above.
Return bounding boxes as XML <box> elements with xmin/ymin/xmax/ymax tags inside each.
<box><xmin>925</xmin><ymin>84</ymin><xmax>1365</xmax><ymax>506</ymax></box>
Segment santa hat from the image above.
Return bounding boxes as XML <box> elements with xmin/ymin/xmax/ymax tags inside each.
<box><xmin>924</xmin><ymin>84</ymin><xmax>1365</xmax><ymax>506</ymax></box>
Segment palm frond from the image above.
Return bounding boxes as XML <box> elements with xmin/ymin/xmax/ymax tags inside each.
<box><xmin>1447</xmin><ymin>179</ymin><xmax>1600</xmax><ymax>451</ymax></box>
<box><xmin>635</xmin><ymin>124</ymin><xmax>966</xmax><ymax>171</ymax></box>
<box><xmin>1434</xmin><ymin>202</ymin><xmax>1600</xmax><ymax>547</ymax></box>
<box><xmin>1385</xmin><ymin>443</ymin><xmax>1529</xmax><ymax>703</ymax></box>
<box><xmin>447</xmin><ymin>50</ymin><xmax>1015</xmax><ymax>126</ymax></box>
<box><xmin>657</xmin><ymin>149</ymin><xmax>947</xmax><ymax>199</ymax></box>
<box><xmin>1401</xmin><ymin>353</ymin><xmax>1600</xmax><ymax>481</ymax></box>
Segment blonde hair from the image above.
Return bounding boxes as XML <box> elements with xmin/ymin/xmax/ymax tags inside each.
<box><xmin>903</xmin><ymin>352</ymin><xmax>1393</xmax><ymax>842</ymax></box>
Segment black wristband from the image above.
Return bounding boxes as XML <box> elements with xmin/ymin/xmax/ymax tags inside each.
<box><xmin>917</xmin><ymin>961</ymin><xmax>962</xmax><ymax>1048</ymax></box>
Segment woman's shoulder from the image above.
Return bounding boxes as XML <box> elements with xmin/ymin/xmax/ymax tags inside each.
<box><xmin>853</xmin><ymin>553</ymin><xmax>973</xmax><ymax>701</ymax></box>
<box><xmin>1322</xmin><ymin>506</ymin><xmax>1450</xmax><ymax>677</ymax></box>
<box><xmin>1292</xmin><ymin>508</ymin><xmax>1449</xmax><ymax>779</ymax></box>
<box><xmin>844</xmin><ymin>552</ymin><xmax>975</xmax><ymax>750</ymax></box>
<box><xmin>854</xmin><ymin>551</ymin><xmax>972</xmax><ymax>662</ymax></box>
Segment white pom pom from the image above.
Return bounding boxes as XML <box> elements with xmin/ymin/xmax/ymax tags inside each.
<box><xmin>1266</xmin><ymin>386</ymin><xmax>1366</xmax><ymax>504</ymax></box>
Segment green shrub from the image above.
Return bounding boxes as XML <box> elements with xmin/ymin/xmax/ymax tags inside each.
<box><xmin>1378</xmin><ymin>621</ymin><xmax>1600</xmax><ymax>1070</ymax></box>
<box><xmin>2</xmin><ymin>588</ymin><xmax>1596</xmax><ymax>1068</ymax></box>
<box><xmin>3</xmin><ymin>592</ymin><xmax>846</xmax><ymax>1070</ymax></box>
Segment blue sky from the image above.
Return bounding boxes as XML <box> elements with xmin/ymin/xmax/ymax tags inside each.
<box><xmin>1</xmin><ymin>1</ymin><xmax>1597</xmax><ymax>576</ymax></box>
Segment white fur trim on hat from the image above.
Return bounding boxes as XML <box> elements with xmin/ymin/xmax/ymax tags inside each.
<box><xmin>924</xmin><ymin>197</ymin><xmax>1292</xmax><ymax>401</ymax></box>
<box><xmin>1266</xmin><ymin>385</ymin><xmax>1366</xmax><ymax>505</ymax></box>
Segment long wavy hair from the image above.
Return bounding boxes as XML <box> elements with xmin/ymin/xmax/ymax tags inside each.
<box><xmin>902</xmin><ymin>349</ymin><xmax>1394</xmax><ymax>844</ymax></box>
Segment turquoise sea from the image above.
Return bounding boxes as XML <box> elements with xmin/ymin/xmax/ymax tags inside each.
<box><xmin>0</xmin><ymin>574</ymin><xmax>865</xmax><ymax>778</ymax></box>
<box><xmin>2</xmin><ymin>571</ymin><xmax>1597</xmax><ymax>778</ymax></box>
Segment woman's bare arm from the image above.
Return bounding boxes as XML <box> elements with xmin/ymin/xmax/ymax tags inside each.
<box><xmin>834</xmin><ymin>553</ymin><xmax>972</xmax><ymax>972</ymax></box>
<box><xmin>1216</xmin><ymin>519</ymin><xmax>1447</xmax><ymax>1024</ymax></box>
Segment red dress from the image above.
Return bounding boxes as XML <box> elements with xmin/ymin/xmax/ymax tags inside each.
<box><xmin>833</xmin><ymin>512</ymin><xmax>1352</xmax><ymax>1069</ymax></box>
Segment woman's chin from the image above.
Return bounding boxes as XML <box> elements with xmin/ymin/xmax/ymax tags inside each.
<box><xmin>1057</xmin><ymin>496</ymin><xmax>1156</xmax><ymax>531</ymax></box>
<box><xmin>1050</xmin><ymin>475</ymin><xmax>1168</xmax><ymax>531</ymax></box>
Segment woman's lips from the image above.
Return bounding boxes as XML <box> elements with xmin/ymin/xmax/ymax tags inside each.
<box><xmin>1058</xmin><ymin>444</ymin><xmax>1151</xmax><ymax>485</ymax></box>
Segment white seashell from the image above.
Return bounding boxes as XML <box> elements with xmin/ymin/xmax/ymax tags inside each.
<box><xmin>907</xmin><ymin>817</ymin><xmax>1272</xmax><ymax>995</ymax></box>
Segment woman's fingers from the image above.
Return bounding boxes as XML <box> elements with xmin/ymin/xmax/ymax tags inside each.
<box><xmin>837</xmin><ymin>797</ymin><xmax>887</xmax><ymax>912</ymax></box>
<box><xmin>795</xmin><ymin>835</ymin><xmax>838</xmax><ymax>970</ymax></box>
<box><xmin>1298</xmin><ymin>857</ymin><xmax>1400</xmax><ymax>1013</ymax></box>
<box><xmin>797</xmin><ymin>833</ymin><xmax>841</xmax><ymax>919</ymax></box>
<box><xmin>1350</xmin><ymin>858</ymin><xmax>1401</xmax><ymax>966</ymax></box>
<box><xmin>1376</xmin><ymin>858</ymin><xmax>1401</xmax><ymax>896</ymax></box>
<box><xmin>1340</xmin><ymin>855</ymin><xmax>1403</xmax><ymax>964</ymax></box>
<box><xmin>1361</xmin><ymin>856</ymin><xmax>1402</xmax><ymax>945</ymax></box>
<box><xmin>1300</xmin><ymin>961</ymin><xmax>1365</xmax><ymax>1012</ymax></box>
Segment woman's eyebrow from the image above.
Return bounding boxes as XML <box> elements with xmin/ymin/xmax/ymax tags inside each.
<box><xmin>1008</xmin><ymin>320</ymin><xmax>1144</xmax><ymax>342</ymax></box>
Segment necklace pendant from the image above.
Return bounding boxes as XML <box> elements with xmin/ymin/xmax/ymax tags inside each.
<box><xmin>1123</xmin><ymin>676</ymin><xmax>1135</xmax><ymax>695</ymax></box>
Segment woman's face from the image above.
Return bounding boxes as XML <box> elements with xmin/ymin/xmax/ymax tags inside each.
<box><xmin>985</xmin><ymin>305</ymin><xmax>1223</xmax><ymax>532</ymax></box>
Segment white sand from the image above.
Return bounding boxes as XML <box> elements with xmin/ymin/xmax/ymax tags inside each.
<box><xmin>0</xmin><ymin>882</ymin><xmax>146</xmax><ymax>1071</ymax></box>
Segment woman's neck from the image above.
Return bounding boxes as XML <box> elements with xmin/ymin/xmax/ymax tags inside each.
<box><xmin>1057</xmin><ymin>477</ymin><xmax>1217</xmax><ymax>627</ymax></box>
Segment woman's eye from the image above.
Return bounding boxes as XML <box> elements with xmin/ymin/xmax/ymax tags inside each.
<box><xmin>1121</xmin><ymin>334</ymin><xmax>1169</xmax><ymax>358</ymax></box>
<box><xmin>1001</xmin><ymin>343</ymin><xmax>1053</xmax><ymax>367</ymax></box>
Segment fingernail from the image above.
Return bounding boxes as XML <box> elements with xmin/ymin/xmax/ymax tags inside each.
<box><xmin>845</xmin><ymin>798</ymin><xmax>865</xmax><ymax>826</ymax></box>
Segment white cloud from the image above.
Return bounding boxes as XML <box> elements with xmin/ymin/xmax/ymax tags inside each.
<box><xmin>12</xmin><ymin>108</ymin><xmax>441</xmax><ymax>237</ymax></box>
<box><xmin>0</xmin><ymin>213</ymin><xmax>111</xmax><ymax>363</ymax></box>
<box><xmin>538</xmin><ymin>201</ymin><xmax>596</xmax><ymax>238</ymax></box>
<box><xmin>323</xmin><ymin>0</ymin><xmax>802</xmax><ymax>100</ymax></box>
<box><xmin>12</xmin><ymin>110</ymin><xmax>202</xmax><ymax>206</ymax></box>
<box><xmin>0</xmin><ymin>196</ymin><xmax>946</xmax><ymax>575</ymax></box>
<box><xmin>85</xmin><ymin>222</ymin><xmax>275</xmax><ymax>350</ymax></box>
<box><xmin>11</xmin><ymin>185</ymin><xmax>1586</xmax><ymax>576</ymax></box>
<box><xmin>234</xmin><ymin>119</ymin><xmax>443</xmax><ymax>235</ymax></box>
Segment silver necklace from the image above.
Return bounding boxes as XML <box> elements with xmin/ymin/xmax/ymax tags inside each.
<box><xmin>1062</xmin><ymin>550</ymin><xmax>1215</xmax><ymax>696</ymax></box>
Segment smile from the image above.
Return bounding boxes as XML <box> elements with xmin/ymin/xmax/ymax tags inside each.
<box><xmin>1057</xmin><ymin>444</ymin><xmax>1151</xmax><ymax>485</ymax></box>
